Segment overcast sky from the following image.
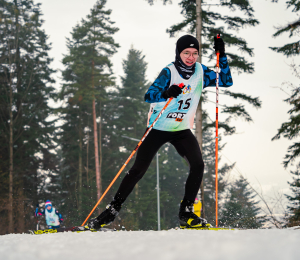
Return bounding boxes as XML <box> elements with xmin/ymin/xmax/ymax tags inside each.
<box><xmin>40</xmin><ymin>0</ymin><xmax>299</xmax><ymax>212</ymax></box>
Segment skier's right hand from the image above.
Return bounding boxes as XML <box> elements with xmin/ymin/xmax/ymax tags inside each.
<box><xmin>162</xmin><ymin>84</ymin><xmax>184</xmax><ymax>99</ymax></box>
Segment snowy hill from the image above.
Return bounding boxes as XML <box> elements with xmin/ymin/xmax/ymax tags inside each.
<box><xmin>1</xmin><ymin>229</ymin><xmax>299</xmax><ymax>260</ymax></box>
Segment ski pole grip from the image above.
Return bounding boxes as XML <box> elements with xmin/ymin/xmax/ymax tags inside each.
<box><xmin>216</xmin><ymin>33</ymin><xmax>221</xmax><ymax>55</ymax></box>
<box><xmin>216</xmin><ymin>34</ymin><xmax>220</xmax><ymax>54</ymax></box>
<box><xmin>216</xmin><ymin>34</ymin><xmax>220</xmax><ymax>67</ymax></box>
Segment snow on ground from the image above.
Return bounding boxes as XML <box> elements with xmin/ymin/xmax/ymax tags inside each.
<box><xmin>1</xmin><ymin>229</ymin><xmax>299</xmax><ymax>260</ymax></box>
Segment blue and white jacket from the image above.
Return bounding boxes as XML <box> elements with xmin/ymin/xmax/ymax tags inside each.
<box><xmin>36</xmin><ymin>208</ymin><xmax>63</xmax><ymax>226</ymax></box>
<box><xmin>145</xmin><ymin>55</ymin><xmax>233</xmax><ymax>131</ymax></box>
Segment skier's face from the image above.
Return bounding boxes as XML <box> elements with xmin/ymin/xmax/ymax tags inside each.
<box><xmin>180</xmin><ymin>48</ymin><xmax>199</xmax><ymax>66</ymax></box>
<box><xmin>46</xmin><ymin>205</ymin><xmax>52</xmax><ymax>211</ymax></box>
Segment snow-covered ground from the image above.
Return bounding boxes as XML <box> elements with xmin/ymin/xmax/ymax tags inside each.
<box><xmin>1</xmin><ymin>228</ymin><xmax>299</xmax><ymax>260</ymax></box>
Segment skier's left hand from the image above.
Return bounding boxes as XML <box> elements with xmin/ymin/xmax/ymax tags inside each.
<box><xmin>60</xmin><ymin>218</ymin><xmax>63</xmax><ymax>224</ymax></box>
<box><xmin>213</xmin><ymin>36</ymin><xmax>225</xmax><ymax>57</ymax></box>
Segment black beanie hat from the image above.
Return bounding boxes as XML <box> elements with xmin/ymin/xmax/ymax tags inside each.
<box><xmin>176</xmin><ymin>35</ymin><xmax>199</xmax><ymax>54</ymax></box>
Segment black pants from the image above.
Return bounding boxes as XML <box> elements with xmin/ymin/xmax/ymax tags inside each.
<box><xmin>115</xmin><ymin>129</ymin><xmax>204</xmax><ymax>203</ymax></box>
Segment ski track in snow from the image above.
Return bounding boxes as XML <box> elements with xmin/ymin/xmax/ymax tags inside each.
<box><xmin>0</xmin><ymin>229</ymin><xmax>299</xmax><ymax>260</ymax></box>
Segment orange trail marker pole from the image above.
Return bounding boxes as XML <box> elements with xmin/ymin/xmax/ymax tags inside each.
<box><xmin>81</xmin><ymin>83</ymin><xmax>185</xmax><ymax>227</ymax></box>
<box><xmin>215</xmin><ymin>34</ymin><xmax>220</xmax><ymax>227</ymax></box>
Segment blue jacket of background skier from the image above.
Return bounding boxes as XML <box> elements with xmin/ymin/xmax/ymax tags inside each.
<box><xmin>35</xmin><ymin>201</ymin><xmax>63</xmax><ymax>226</ymax></box>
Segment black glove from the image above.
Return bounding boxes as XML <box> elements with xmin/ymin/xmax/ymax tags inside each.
<box><xmin>213</xmin><ymin>36</ymin><xmax>225</xmax><ymax>57</ymax></box>
<box><xmin>162</xmin><ymin>84</ymin><xmax>183</xmax><ymax>99</ymax></box>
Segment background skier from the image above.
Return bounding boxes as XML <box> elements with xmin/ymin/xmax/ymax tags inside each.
<box><xmin>88</xmin><ymin>34</ymin><xmax>233</xmax><ymax>230</ymax></box>
<box><xmin>35</xmin><ymin>200</ymin><xmax>63</xmax><ymax>229</ymax></box>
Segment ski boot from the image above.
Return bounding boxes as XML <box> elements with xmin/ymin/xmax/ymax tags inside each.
<box><xmin>179</xmin><ymin>199</ymin><xmax>209</xmax><ymax>229</ymax></box>
<box><xmin>87</xmin><ymin>201</ymin><xmax>121</xmax><ymax>230</ymax></box>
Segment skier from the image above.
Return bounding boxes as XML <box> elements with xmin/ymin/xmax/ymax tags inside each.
<box><xmin>88</xmin><ymin>34</ymin><xmax>233</xmax><ymax>229</ymax></box>
<box><xmin>35</xmin><ymin>200</ymin><xmax>63</xmax><ymax>229</ymax></box>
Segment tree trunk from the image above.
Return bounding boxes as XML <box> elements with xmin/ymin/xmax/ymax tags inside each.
<box><xmin>195</xmin><ymin>0</ymin><xmax>205</xmax><ymax>218</ymax></box>
<box><xmin>92</xmin><ymin>60</ymin><xmax>101</xmax><ymax>204</ymax></box>
<box><xmin>98</xmin><ymin>101</ymin><xmax>103</xmax><ymax>210</ymax></box>
<box><xmin>79</xmin><ymin>122</ymin><xmax>83</xmax><ymax>215</ymax></box>
<box><xmin>86</xmin><ymin>122</ymin><xmax>89</xmax><ymax>185</ymax></box>
<box><xmin>17</xmin><ymin>186</ymin><xmax>25</xmax><ymax>233</ymax></box>
<box><xmin>7</xmin><ymin>0</ymin><xmax>22</xmax><ymax>234</ymax></box>
<box><xmin>8</xmin><ymin>76</ymin><xmax>14</xmax><ymax>233</ymax></box>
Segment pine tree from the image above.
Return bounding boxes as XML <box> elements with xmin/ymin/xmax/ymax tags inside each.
<box><xmin>168</xmin><ymin>1</ymin><xmax>257</xmax><ymax>70</ymax></box>
<box><xmin>84</xmin><ymin>0</ymin><xmax>119</xmax><ymax>203</ymax></box>
<box><xmin>147</xmin><ymin>0</ymin><xmax>259</xmax><ymax>71</ymax></box>
<box><xmin>271</xmin><ymin>67</ymin><xmax>300</xmax><ymax>226</ymax></box>
<box><xmin>270</xmin><ymin>1</ymin><xmax>300</xmax><ymax>227</ymax></box>
<box><xmin>270</xmin><ymin>0</ymin><xmax>300</xmax><ymax>57</ymax></box>
<box><xmin>271</xmin><ymin>63</ymin><xmax>300</xmax><ymax>167</ymax></box>
<box><xmin>107</xmin><ymin>47</ymin><xmax>152</xmax><ymax>230</ymax></box>
<box><xmin>270</xmin><ymin>0</ymin><xmax>300</xmax><ymax>167</ymax></box>
<box><xmin>219</xmin><ymin>176</ymin><xmax>264</xmax><ymax>229</ymax></box>
<box><xmin>285</xmin><ymin>165</ymin><xmax>300</xmax><ymax>227</ymax></box>
<box><xmin>57</xmin><ymin>0</ymin><xmax>119</xmax><ymax>225</ymax></box>
<box><xmin>0</xmin><ymin>0</ymin><xmax>57</xmax><ymax>234</ymax></box>
<box><xmin>157</xmin><ymin>0</ymin><xmax>262</xmax><ymax>134</ymax></box>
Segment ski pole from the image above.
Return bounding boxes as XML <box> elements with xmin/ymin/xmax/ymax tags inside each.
<box><xmin>215</xmin><ymin>34</ymin><xmax>220</xmax><ymax>228</ymax></box>
<box><xmin>81</xmin><ymin>83</ymin><xmax>185</xmax><ymax>226</ymax></box>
